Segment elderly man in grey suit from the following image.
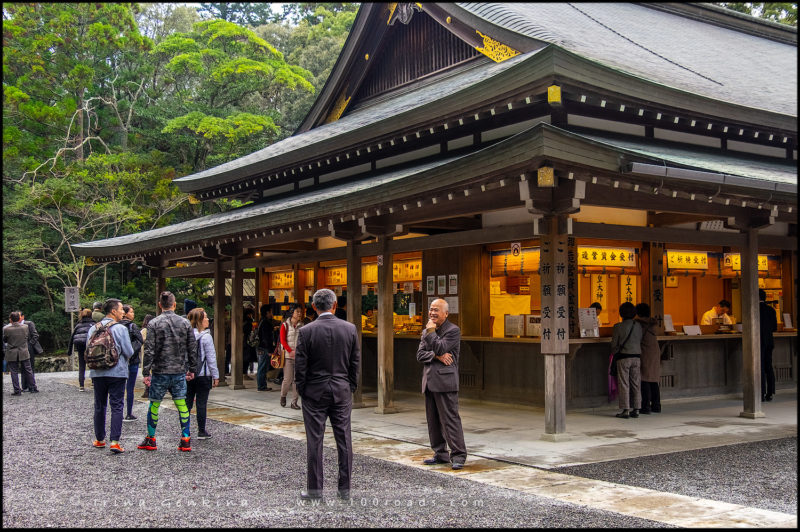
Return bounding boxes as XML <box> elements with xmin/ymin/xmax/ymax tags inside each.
<box><xmin>416</xmin><ymin>298</ymin><xmax>466</xmax><ymax>470</ymax></box>
<box><xmin>295</xmin><ymin>288</ymin><xmax>360</xmax><ymax>500</ymax></box>
<box><xmin>3</xmin><ymin>311</ymin><xmax>38</xmax><ymax>395</ymax></box>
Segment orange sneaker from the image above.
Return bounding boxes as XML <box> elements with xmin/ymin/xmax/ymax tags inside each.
<box><xmin>178</xmin><ymin>437</ymin><xmax>191</xmax><ymax>452</ymax></box>
<box><xmin>93</xmin><ymin>440</ymin><xmax>106</xmax><ymax>448</ymax></box>
<box><xmin>137</xmin><ymin>436</ymin><xmax>157</xmax><ymax>450</ymax></box>
<box><xmin>109</xmin><ymin>442</ymin><xmax>124</xmax><ymax>454</ymax></box>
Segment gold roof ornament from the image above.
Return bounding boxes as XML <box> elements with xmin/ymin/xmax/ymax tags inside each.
<box><xmin>324</xmin><ymin>88</ymin><xmax>352</xmax><ymax>124</ymax></box>
<box><xmin>475</xmin><ymin>30</ymin><xmax>520</xmax><ymax>62</ymax></box>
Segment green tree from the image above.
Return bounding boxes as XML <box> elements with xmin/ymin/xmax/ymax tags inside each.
<box><xmin>148</xmin><ymin>19</ymin><xmax>315</xmax><ymax>170</ymax></box>
<box><xmin>197</xmin><ymin>3</ymin><xmax>280</xmax><ymax>26</ymax></box>
<box><xmin>716</xmin><ymin>2</ymin><xmax>797</xmax><ymax>25</ymax></box>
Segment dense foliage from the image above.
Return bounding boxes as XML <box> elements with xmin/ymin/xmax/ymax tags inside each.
<box><xmin>3</xmin><ymin>2</ymin><xmax>356</xmax><ymax>351</ymax></box>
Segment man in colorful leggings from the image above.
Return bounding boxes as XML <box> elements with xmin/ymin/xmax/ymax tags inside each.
<box><xmin>139</xmin><ymin>291</ymin><xmax>198</xmax><ymax>452</ymax></box>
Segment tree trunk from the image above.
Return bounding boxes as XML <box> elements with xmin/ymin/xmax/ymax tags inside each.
<box><xmin>77</xmin><ymin>99</ymin><xmax>85</xmax><ymax>161</ymax></box>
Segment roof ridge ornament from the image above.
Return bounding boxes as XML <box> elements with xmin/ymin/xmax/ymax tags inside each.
<box><xmin>388</xmin><ymin>3</ymin><xmax>423</xmax><ymax>26</ymax></box>
<box><xmin>475</xmin><ymin>30</ymin><xmax>521</xmax><ymax>63</ymax></box>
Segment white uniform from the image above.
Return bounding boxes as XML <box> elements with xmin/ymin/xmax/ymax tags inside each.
<box><xmin>701</xmin><ymin>308</ymin><xmax>733</xmax><ymax>325</ymax></box>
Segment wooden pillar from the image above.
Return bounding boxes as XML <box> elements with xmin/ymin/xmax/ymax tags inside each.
<box><xmin>739</xmin><ymin>228</ymin><xmax>764</xmax><ymax>418</ymax></box>
<box><xmin>781</xmin><ymin>250</ymin><xmax>793</xmax><ymax>323</ymax></box>
<box><xmin>155</xmin><ymin>272</ymin><xmax>166</xmax><ymax>315</ymax></box>
<box><xmin>375</xmin><ymin>236</ymin><xmax>398</xmax><ymax>414</ymax></box>
<box><xmin>540</xmin><ymin>216</ymin><xmax>568</xmax><ymax>439</ymax></box>
<box><xmin>231</xmin><ymin>257</ymin><xmax>245</xmax><ymax>390</ymax></box>
<box><xmin>347</xmin><ymin>240</ymin><xmax>366</xmax><ymax>408</ymax></box>
<box><xmin>293</xmin><ymin>263</ymin><xmax>303</xmax><ymax>306</ymax></box>
<box><xmin>214</xmin><ymin>259</ymin><xmax>228</xmax><ymax>387</ymax></box>
<box><xmin>254</xmin><ymin>266</ymin><xmax>262</xmax><ymax>315</ymax></box>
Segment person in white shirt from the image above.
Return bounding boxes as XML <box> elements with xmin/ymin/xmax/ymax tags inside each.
<box><xmin>701</xmin><ymin>299</ymin><xmax>733</xmax><ymax>325</ymax></box>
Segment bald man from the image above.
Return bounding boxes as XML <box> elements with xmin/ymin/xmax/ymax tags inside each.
<box><xmin>415</xmin><ymin>298</ymin><xmax>466</xmax><ymax>470</ymax></box>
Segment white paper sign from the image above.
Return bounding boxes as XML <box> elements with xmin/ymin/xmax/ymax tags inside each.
<box><xmin>504</xmin><ymin>314</ymin><xmax>524</xmax><ymax>336</ymax></box>
<box><xmin>445</xmin><ymin>296</ymin><xmax>459</xmax><ymax>314</ymax></box>
<box><xmin>437</xmin><ymin>275</ymin><xmax>446</xmax><ymax>295</ymax></box>
<box><xmin>408</xmin><ymin>303</ymin><xmax>416</xmax><ymax>317</ymax></box>
<box><xmin>683</xmin><ymin>325</ymin><xmax>702</xmax><ymax>336</ymax></box>
<box><xmin>404</xmin><ymin>282</ymin><xmax>414</xmax><ymax>293</ymax></box>
<box><xmin>448</xmin><ymin>274</ymin><xmax>458</xmax><ymax>295</ymax></box>
<box><xmin>663</xmin><ymin>314</ymin><xmax>675</xmax><ymax>332</ymax></box>
<box><xmin>578</xmin><ymin>308</ymin><xmax>599</xmax><ymax>338</ymax></box>
<box><xmin>426</xmin><ymin>276</ymin><xmax>435</xmax><ymax>295</ymax></box>
<box><xmin>783</xmin><ymin>313</ymin><xmax>793</xmax><ymax>329</ymax></box>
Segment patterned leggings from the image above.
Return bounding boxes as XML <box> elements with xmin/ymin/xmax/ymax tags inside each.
<box><xmin>147</xmin><ymin>399</ymin><xmax>190</xmax><ymax>438</ymax></box>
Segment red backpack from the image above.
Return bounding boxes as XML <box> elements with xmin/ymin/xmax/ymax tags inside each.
<box><xmin>86</xmin><ymin>322</ymin><xmax>121</xmax><ymax>370</ymax></box>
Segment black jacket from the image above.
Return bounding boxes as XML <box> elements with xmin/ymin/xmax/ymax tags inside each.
<box><xmin>67</xmin><ymin>317</ymin><xmax>95</xmax><ymax>355</ymax></box>
<box><xmin>119</xmin><ymin>318</ymin><xmax>144</xmax><ymax>365</ymax></box>
<box><xmin>759</xmin><ymin>301</ymin><xmax>778</xmax><ymax>349</ymax></box>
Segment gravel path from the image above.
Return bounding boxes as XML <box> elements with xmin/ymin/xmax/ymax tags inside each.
<box><xmin>555</xmin><ymin>437</ymin><xmax>797</xmax><ymax>515</ymax></box>
<box><xmin>3</xmin><ymin>380</ymin><xmax>673</xmax><ymax>528</ymax></box>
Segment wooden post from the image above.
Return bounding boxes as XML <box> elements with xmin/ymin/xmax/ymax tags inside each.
<box><xmin>214</xmin><ymin>259</ymin><xmax>227</xmax><ymax>387</ymax></box>
<box><xmin>739</xmin><ymin>227</ymin><xmax>763</xmax><ymax>418</ymax></box>
<box><xmin>254</xmin><ymin>266</ymin><xmax>262</xmax><ymax>315</ymax></box>
<box><xmin>155</xmin><ymin>272</ymin><xmax>166</xmax><ymax>315</ymax></box>
<box><xmin>540</xmin><ymin>216</ymin><xmax>568</xmax><ymax>438</ymax></box>
<box><xmin>231</xmin><ymin>257</ymin><xmax>245</xmax><ymax>390</ymax></box>
<box><xmin>347</xmin><ymin>240</ymin><xmax>366</xmax><ymax>408</ymax></box>
<box><xmin>375</xmin><ymin>236</ymin><xmax>398</xmax><ymax>414</ymax></box>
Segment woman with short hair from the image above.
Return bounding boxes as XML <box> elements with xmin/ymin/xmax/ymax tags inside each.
<box><xmin>611</xmin><ymin>302</ymin><xmax>643</xmax><ymax>419</ymax></box>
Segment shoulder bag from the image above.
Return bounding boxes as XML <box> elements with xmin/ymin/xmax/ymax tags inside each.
<box><xmin>609</xmin><ymin>321</ymin><xmax>637</xmax><ymax>378</ymax></box>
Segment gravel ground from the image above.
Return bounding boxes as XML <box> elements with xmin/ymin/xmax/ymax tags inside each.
<box><xmin>555</xmin><ymin>437</ymin><xmax>797</xmax><ymax>515</ymax></box>
<box><xmin>3</xmin><ymin>380</ymin><xmax>673</xmax><ymax>528</ymax></box>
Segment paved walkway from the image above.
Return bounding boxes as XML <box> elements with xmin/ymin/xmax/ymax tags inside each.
<box><xmin>46</xmin><ymin>372</ymin><xmax>799</xmax><ymax>527</ymax></box>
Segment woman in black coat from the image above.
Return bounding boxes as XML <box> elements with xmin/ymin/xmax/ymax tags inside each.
<box><xmin>67</xmin><ymin>309</ymin><xmax>95</xmax><ymax>392</ymax></box>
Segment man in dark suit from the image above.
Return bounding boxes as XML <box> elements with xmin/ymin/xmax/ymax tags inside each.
<box><xmin>295</xmin><ymin>288</ymin><xmax>360</xmax><ymax>500</ymax></box>
<box><xmin>759</xmin><ymin>289</ymin><xmax>778</xmax><ymax>402</ymax></box>
<box><xmin>19</xmin><ymin>311</ymin><xmax>42</xmax><ymax>392</ymax></box>
<box><xmin>416</xmin><ymin>298</ymin><xmax>466</xmax><ymax>470</ymax></box>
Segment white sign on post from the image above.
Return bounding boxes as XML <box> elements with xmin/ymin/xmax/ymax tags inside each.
<box><xmin>65</xmin><ymin>287</ymin><xmax>80</xmax><ymax>312</ymax></box>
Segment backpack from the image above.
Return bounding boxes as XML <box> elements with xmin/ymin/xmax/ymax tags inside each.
<box><xmin>247</xmin><ymin>325</ymin><xmax>260</xmax><ymax>348</ymax></box>
<box><xmin>86</xmin><ymin>322</ymin><xmax>121</xmax><ymax>370</ymax></box>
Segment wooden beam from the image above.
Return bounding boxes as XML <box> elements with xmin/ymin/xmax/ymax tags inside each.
<box><xmin>647</xmin><ymin>212</ymin><xmax>724</xmax><ymax>227</ymax></box>
<box><xmin>346</xmin><ymin>240</ymin><xmax>365</xmax><ymax>408</ymax></box>
<box><xmin>572</xmin><ymin>221</ymin><xmax>746</xmax><ymax>247</ymax></box>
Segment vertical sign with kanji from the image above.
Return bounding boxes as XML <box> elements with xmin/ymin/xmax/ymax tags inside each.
<box><xmin>590</xmin><ymin>274</ymin><xmax>607</xmax><ymax>311</ymax></box>
<box><xmin>620</xmin><ymin>275</ymin><xmax>638</xmax><ymax>305</ymax></box>
<box><xmin>540</xmin><ymin>229</ymin><xmax>569</xmax><ymax>354</ymax></box>
<box><xmin>65</xmin><ymin>287</ymin><xmax>80</xmax><ymax>312</ymax></box>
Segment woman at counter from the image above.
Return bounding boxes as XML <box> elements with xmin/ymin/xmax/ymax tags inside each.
<box><xmin>636</xmin><ymin>303</ymin><xmax>662</xmax><ymax>414</ymax></box>
<box><xmin>611</xmin><ymin>302</ymin><xmax>643</xmax><ymax>419</ymax></box>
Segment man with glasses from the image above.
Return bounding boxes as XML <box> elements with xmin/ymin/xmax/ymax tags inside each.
<box><xmin>416</xmin><ymin>298</ymin><xmax>467</xmax><ymax>470</ymax></box>
<box><xmin>86</xmin><ymin>298</ymin><xmax>134</xmax><ymax>453</ymax></box>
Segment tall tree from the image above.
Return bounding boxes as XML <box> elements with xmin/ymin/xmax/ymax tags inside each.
<box><xmin>197</xmin><ymin>3</ymin><xmax>279</xmax><ymax>26</ymax></box>
<box><xmin>148</xmin><ymin>19</ymin><xmax>315</xmax><ymax>170</ymax></box>
<box><xmin>716</xmin><ymin>2</ymin><xmax>798</xmax><ymax>25</ymax></box>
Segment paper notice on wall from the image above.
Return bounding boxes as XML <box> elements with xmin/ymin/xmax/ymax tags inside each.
<box><xmin>445</xmin><ymin>296</ymin><xmax>459</xmax><ymax>315</ymax></box>
<box><xmin>437</xmin><ymin>275</ymin><xmax>447</xmax><ymax>295</ymax></box>
<box><xmin>663</xmin><ymin>314</ymin><xmax>675</xmax><ymax>332</ymax></box>
<box><xmin>783</xmin><ymin>313</ymin><xmax>793</xmax><ymax>329</ymax></box>
<box><xmin>427</xmin><ymin>276</ymin><xmax>435</xmax><ymax>295</ymax></box>
<box><xmin>448</xmin><ymin>274</ymin><xmax>458</xmax><ymax>294</ymax></box>
<box><xmin>409</xmin><ymin>303</ymin><xmax>416</xmax><ymax>317</ymax></box>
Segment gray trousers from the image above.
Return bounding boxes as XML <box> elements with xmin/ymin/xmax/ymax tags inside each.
<box><xmin>8</xmin><ymin>359</ymin><xmax>36</xmax><ymax>393</ymax></box>
<box><xmin>617</xmin><ymin>357</ymin><xmax>641</xmax><ymax>410</ymax></box>
<box><xmin>424</xmin><ymin>389</ymin><xmax>467</xmax><ymax>464</ymax></box>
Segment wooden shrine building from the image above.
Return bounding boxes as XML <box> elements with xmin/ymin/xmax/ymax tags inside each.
<box><xmin>74</xmin><ymin>3</ymin><xmax>797</xmax><ymax>436</ymax></box>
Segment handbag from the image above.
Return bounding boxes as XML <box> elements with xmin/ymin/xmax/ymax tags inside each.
<box><xmin>608</xmin><ymin>321</ymin><xmax>637</xmax><ymax>377</ymax></box>
<box><xmin>270</xmin><ymin>344</ymin><xmax>285</xmax><ymax>369</ymax></box>
<box><xmin>270</xmin><ymin>323</ymin><xmax>286</xmax><ymax>369</ymax></box>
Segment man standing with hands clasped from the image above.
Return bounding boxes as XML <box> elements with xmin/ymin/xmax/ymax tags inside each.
<box><xmin>416</xmin><ymin>298</ymin><xmax>466</xmax><ymax>470</ymax></box>
<box><xmin>294</xmin><ymin>288</ymin><xmax>360</xmax><ymax>500</ymax></box>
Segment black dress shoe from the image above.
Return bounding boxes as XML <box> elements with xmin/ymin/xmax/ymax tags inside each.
<box><xmin>629</xmin><ymin>409</ymin><xmax>639</xmax><ymax>418</ymax></box>
<box><xmin>451</xmin><ymin>462</ymin><xmax>464</xmax><ymax>470</ymax></box>
<box><xmin>11</xmin><ymin>391</ymin><xmax>22</xmax><ymax>396</ymax></box>
<box><xmin>423</xmin><ymin>457</ymin><xmax>449</xmax><ymax>465</ymax></box>
<box><xmin>765</xmin><ymin>395</ymin><xmax>773</xmax><ymax>402</ymax></box>
<box><xmin>300</xmin><ymin>490</ymin><xmax>322</xmax><ymax>500</ymax></box>
<box><xmin>338</xmin><ymin>489</ymin><xmax>351</xmax><ymax>500</ymax></box>
<box><xmin>639</xmin><ymin>409</ymin><xmax>652</xmax><ymax>415</ymax></box>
